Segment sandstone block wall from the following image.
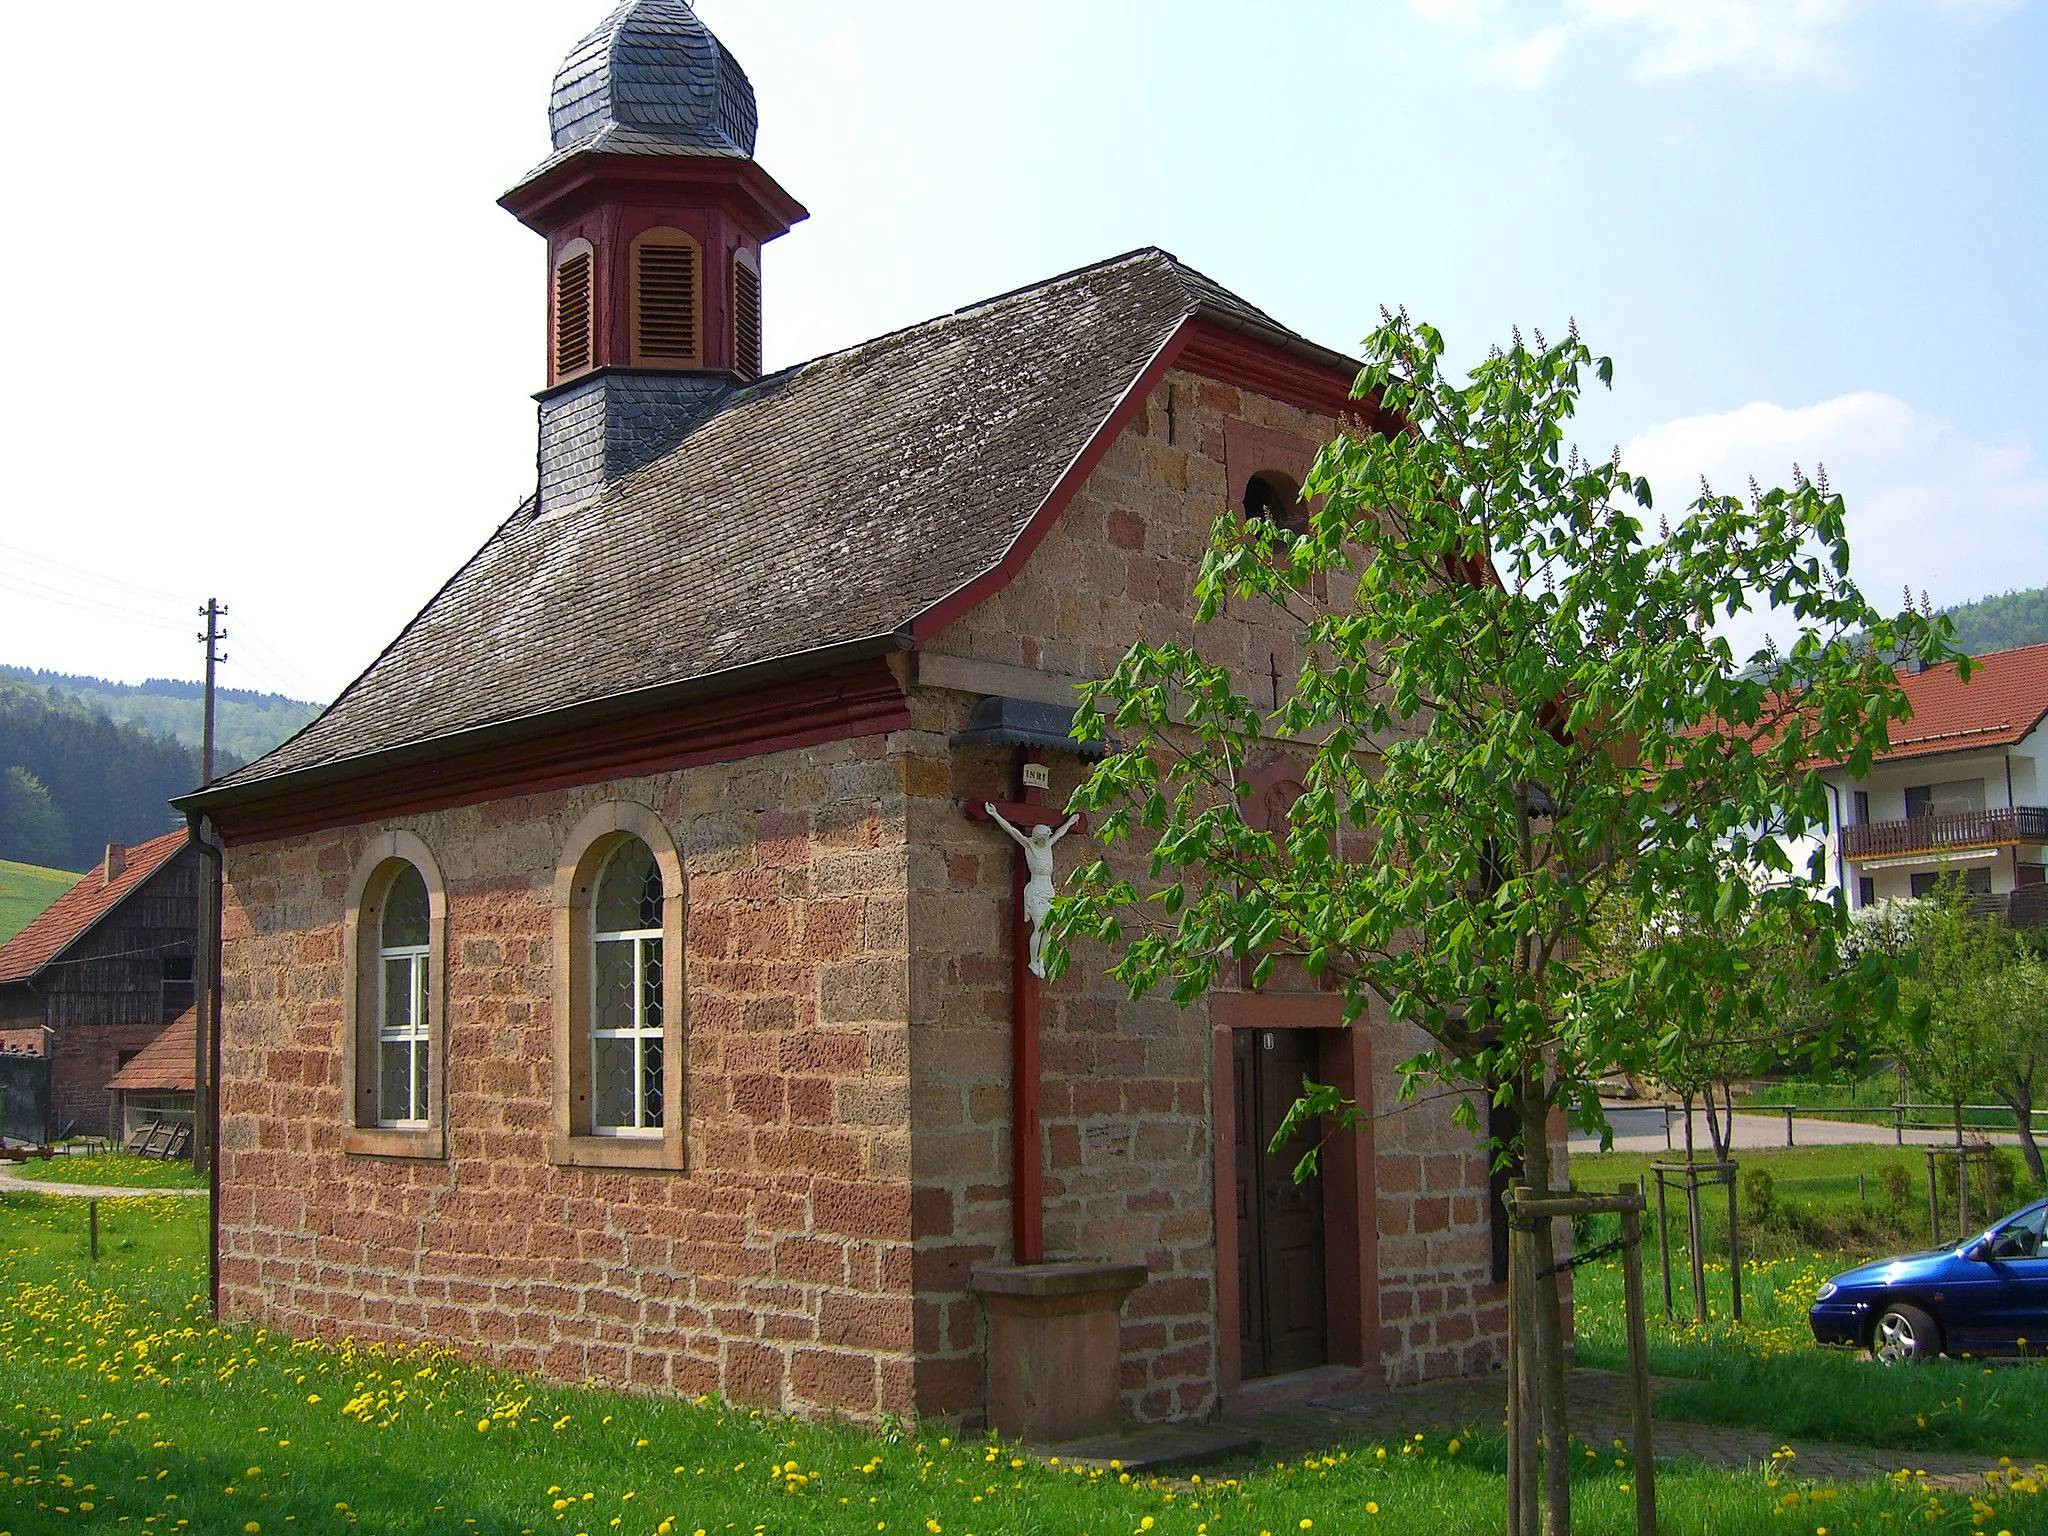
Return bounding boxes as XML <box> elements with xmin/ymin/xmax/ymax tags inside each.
<box><xmin>215</xmin><ymin>738</ymin><xmax>915</xmax><ymax>1418</ymax></box>
<box><xmin>910</xmin><ymin>371</ymin><xmax>1528</xmax><ymax>1416</ymax></box>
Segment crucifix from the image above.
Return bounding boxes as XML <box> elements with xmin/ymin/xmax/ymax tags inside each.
<box><xmin>966</xmin><ymin>746</ymin><xmax>1087</xmax><ymax>1264</ymax></box>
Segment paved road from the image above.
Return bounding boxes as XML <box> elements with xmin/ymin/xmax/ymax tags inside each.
<box><xmin>1573</xmin><ymin>1104</ymin><xmax>2023</xmax><ymax>1155</ymax></box>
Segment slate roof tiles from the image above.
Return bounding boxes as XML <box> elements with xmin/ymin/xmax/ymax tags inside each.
<box><xmin>213</xmin><ymin>249</ymin><xmax>1337</xmax><ymax>796</ymax></box>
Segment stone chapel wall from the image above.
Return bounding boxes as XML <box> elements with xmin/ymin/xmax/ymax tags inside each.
<box><xmin>907</xmin><ymin>370</ymin><xmax>1528</xmax><ymax>1419</ymax></box>
<box><xmin>213</xmin><ymin>738</ymin><xmax>917</xmax><ymax>1418</ymax></box>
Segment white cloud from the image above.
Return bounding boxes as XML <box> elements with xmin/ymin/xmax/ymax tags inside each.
<box><xmin>1405</xmin><ymin>0</ymin><xmax>2003</xmax><ymax>83</ymax></box>
<box><xmin>1479</xmin><ymin>24</ymin><xmax>1569</xmax><ymax>86</ymax></box>
<box><xmin>1619</xmin><ymin>392</ymin><xmax>2048</xmax><ymax>655</ymax></box>
<box><xmin>1566</xmin><ymin>0</ymin><xmax>1854</xmax><ymax>80</ymax></box>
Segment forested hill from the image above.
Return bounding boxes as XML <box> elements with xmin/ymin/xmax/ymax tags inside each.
<box><xmin>0</xmin><ymin>666</ymin><xmax>319</xmax><ymax>765</ymax></box>
<box><xmin>0</xmin><ymin>683</ymin><xmax>228</xmax><ymax>869</ymax></box>
<box><xmin>1942</xmin><ymin>585</ymin><xmax>2048</xmax><ymax>657</ymax></box>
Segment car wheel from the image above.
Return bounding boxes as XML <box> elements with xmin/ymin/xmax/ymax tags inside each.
<box><xmin>1872</xmin><ymin>1304</ymin><xmax>1941</xmax><ymax>1364</ymax></box>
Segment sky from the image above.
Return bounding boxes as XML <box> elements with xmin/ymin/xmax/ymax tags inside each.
<box><xmin>0</xmin><ymin>0</ymin><xmax>2041</xmax><ymax>703</ymax></box>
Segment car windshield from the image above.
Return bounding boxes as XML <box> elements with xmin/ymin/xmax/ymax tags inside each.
<box><xmin>1984</xmin><ymin>1202</ymin><xmax>2048</xmax><ymax>1259</ymax></box>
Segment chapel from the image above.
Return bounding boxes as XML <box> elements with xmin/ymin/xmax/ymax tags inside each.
<box><xmin>184</xmin><ymin>0</ymin><xmax>1540</xmax><ymax>1430</ymax></box>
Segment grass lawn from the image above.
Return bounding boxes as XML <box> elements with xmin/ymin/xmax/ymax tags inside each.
<box><xmin>11</xmin><ymin>1153</ymin><xmax>207</xmax><ymax>1191</ymax></box>
<box><xmin>1574</xmin><ymin>1140</ymin><xmax>2048</xmax><ymax>1462</ymax></box>
<box><xmin>1</xmin><ymin>1193</ymin><xmax>2039</xmax><ymax>1535</ymax></box>
<box><xmin>0</xmin><ymin>857</ymin><xmax>78</xmax><ymax>944</ymax></box>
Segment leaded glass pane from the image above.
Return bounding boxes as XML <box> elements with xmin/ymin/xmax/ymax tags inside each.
<box><xmin>640</xmin><ymin>937</ymin><xmax>663</xmax><ymax>1028</ymax></box>
<box><xmin>383</xmin><ymin>956</ymin><xmax>415</xmax><ymax>1034</ymax></box>
<box><xmin>380</xmin><ymin>864</ymin><xmax>430</xmax><ymax>948</ymax></box>
<box><xmin>642</xmin><ymin>1038</ymin><xmax>664</xmax><ymax>1128</ymax></box>
<box><xmin>594</xmin><ymin>940</ymin><xmax>635</xmax><ymax>1032</ymax></box>
<box><xmin>593</xmin><ymin>1037</ymin><xmax>635</xmax><ymax>1129</ymax></box>
<box><xmin>379</xmin><ymin>1041</ymin><xmax>410</xmax><ymax>1123</ymax></box>
<box><xmin>410</xmin><ymin>1040</ymin><xmax>430</xmax><ymax>1122</ymax></box>
<box><xmin>595</xmin><ymin>839</ymin><xmax>662</xmax><ymax>932</ymax></box>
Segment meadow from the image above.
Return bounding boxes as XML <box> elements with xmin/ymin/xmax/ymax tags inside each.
<box><xmin>0</xmin><ymin>857</ymin><xmax>77</xmax><ymax>944</ymax></box>
<box><xmin>12</xmin><ymin>1154</ymin><xmax>207</xmax><ymax>1190</ymax></box>
<box><xmin>1</xmin><ymin>1192</ymin><xmax>2041</xmax><ymax>1535</ymax></box>
<box><xmin>1573</xmin><ymin>1142</ymin><xmax>2048</xmax><ymax>1460</ymax></box>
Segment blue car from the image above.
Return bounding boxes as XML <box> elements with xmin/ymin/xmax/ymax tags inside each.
<box><xmin>1809</xmin><ymin>1197</ymin><xmax>2048</xmax><ymax>1362</ymax></box>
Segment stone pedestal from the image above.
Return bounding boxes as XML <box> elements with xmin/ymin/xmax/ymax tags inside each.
<box><xmin>971</xmin><ymin>1260</ymin><xmax>1149</xmax><ymax>1443</ymax></box>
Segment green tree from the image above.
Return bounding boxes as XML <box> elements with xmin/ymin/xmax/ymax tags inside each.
<box><xmin>1048</xmin><ymin>314</ymin><xmax>1955</xmax><ymax>1535</ymax></box>
<box><xmin>1899</xmin><ymin>877</ymin><xmax>2048</xmax><ymax>1185</ymax></box>
<box><xmin>0</xmin><ymin>764</ymin><xmax>69</xmax><ymax>866</ymax></box>
<box><xmin>1984</xmin><ymin>952</ymin><xmax>2048</xmax><ymax>1186</ymax></box>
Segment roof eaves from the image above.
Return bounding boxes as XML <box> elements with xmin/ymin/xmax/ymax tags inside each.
<box><xmin>175</xmin><ymin>629</ymin><xmax>913</xmax><ymax>817</ymax></box>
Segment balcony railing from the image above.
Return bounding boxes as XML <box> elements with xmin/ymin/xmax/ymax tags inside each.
<box><xmin>1839</xmin><ymin>805</ymin><xmax>2048</xmax><ymax>860</ymax></box>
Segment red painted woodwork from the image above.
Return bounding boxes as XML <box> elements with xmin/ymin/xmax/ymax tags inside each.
<box><xmin>208</xmin><ymin>659</ymin><xmax>908</xmax><ymax>846</ymax></box>
<box><xmin>910</xmin><ymin>316</ymin><xmax>1385</xmax><ymax>646</ymax></box>
<box><xmin>502</xmin><ymin>154</ymin><xmax>808</xmax><ymax>384</ymax></box>
<box><xmin>1211</xmin><ymin>995</ymin><xmax>1377</xmax><ymax>1397</ymax></box>
<box><xmin>963</xmin><ymin>756</ymin><xmax>1092</xmax><ymax>1265</ymax></box>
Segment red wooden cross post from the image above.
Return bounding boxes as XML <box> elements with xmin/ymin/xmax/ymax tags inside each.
<box><xmin>965</xmin><ymin>747</ymin><xmax>1086</xmax><ymax>1265</ymax></box>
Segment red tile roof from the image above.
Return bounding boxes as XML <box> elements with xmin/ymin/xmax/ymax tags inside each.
<box><xmin>106</xmin><ymin>1009</ymin><xmax>196</xmax><ymax>1093</ymax></box>
<box><xmin>1866</xmin><ymin>642</ymin><xmax>2048</xmax><ymax>765</ymax></box>
<box><xmin>0</xmin><ymin>830</ymin><xmax>191</xmax><ymax>984</ymax></box>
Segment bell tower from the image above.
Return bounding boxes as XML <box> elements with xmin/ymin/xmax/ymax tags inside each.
<box><xmin>503</xmin><ymin>0</ymin><xmax>807</xmax><ymax>512</ymax></box>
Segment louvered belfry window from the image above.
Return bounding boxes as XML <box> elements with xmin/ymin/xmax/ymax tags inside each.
<box><xmin>553</xmin><ymin>247</ymin><xmax>594</xmax><ymax>379</ymax></box>
<box><xmin>634</xmin><ymin>236</ymin><xmax>699</xmax><ymax>364</ymax></box>
<box><xmin>733</xmin><ymin>260</ymin><xmax>762</xmax><ymax>380</ymax></box>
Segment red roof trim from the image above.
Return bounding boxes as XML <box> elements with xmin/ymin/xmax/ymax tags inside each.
<box><xmin>910</xmin><ymin>320</ymin><xmax>1196</xmax><ymax>644</ymax></box>
<box><xmin>909</xmin><ymin>316</ymin><xmax>1374</xmax><ymax>646</ymax></box>
<box><xmin>212</xmin><ymin>659</ymin><xmax>910</xmax><ymax>846</ymax></box>
<box><xmin>0</xmin><ymin>830</ymin><xmax>189</xmax><ymax>984</ymax></box>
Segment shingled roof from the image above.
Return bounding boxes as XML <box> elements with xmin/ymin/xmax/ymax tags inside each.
<box><xmin>106</xmin><ymin>1009</ymin><xmax>196</xmax><ymax>1094</ymax></box>
<box><xmin>0</xmin><ymin>830</ymin><xmax>189</xmax><ymax>984</ymax></box>
<box><xmin>202</xmin><ymin>249</ymin><xmax>1353</xmax><ymax>799</ymax></box>
<box><xmin>1851</xmin><ymin>643</ymin><xmax>2048</xmax><ymax>766</ymax></box>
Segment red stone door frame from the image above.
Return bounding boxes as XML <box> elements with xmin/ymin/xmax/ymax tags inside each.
<box><xmin>1211</xmin><ymin>991</ymin><xmax>1378</xmax><ymax>1396</ymax></box>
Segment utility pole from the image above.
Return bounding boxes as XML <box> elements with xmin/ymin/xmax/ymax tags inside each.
<box><xmin>193</xmin><ymin>601</ymin><xmax>227</xmax><ymax>1178</ymax></box>
<box><xmin>198</xmin><ymin>599</ymin><xmax>227</xmax><ymax>784</ymax></box>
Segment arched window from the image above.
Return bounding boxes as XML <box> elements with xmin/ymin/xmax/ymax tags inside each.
<box><xmin>377</xmin><ymin>863</ymin><xmax>431</xmax><ymax>1127</ymax></box>
<box><xmin>1243</xmin><ymin>471</ymin><xmax>1308</xmax><ymax>537</ymax></box>
<box><xmin>553</xmin><ymin>802</ymin><xmax>685</xmax><ymax>1169</ymax></box>
<box><xmin>553</xmin><ymin>239</ymin><xmax>595</xmax><ymax>381</ymax></box>
<box><xmin>731</xmin><ymin>249</ymin><xmax>762</xmax><ymax>380</ymax></box>
<box><xmin>630</xmin><ymin>228</ymin><xmax>703</xmax><ymax>367</ymax></box>
<box><xmin>591</xmin><ymin>838</ymin><xmax>664</xmax><ymax>1134</ymax></box>
<box><xmin>342</xmin><ymin>831</ymin><xmax>446</xmax><ymax>1158</ymax></box>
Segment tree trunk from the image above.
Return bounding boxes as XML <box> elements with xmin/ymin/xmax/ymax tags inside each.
<box><xmin>1704</xmin><ymin>1085</ymin><xmax>1727</xmax><ymax>1164</ymax></box>
<box><xmin>1516</xmin><ymin>1069</ymin><xmax>1570</xmax><ymax>1536</ymax></box>
<box><xmin>2005</xmin><ymin>1077</ymin><xmax>2045</xmax><ymax>1187</ymax></box>
<box><xmin>1682</xmin><ymin>1091</ymin><xmax>1696</xmax><ymax>1163</ymax></box>
<box><xmin>1722</xmin><ymin>1081</ymin><xmax>1737</xmax><ymax>1159</ymax></box>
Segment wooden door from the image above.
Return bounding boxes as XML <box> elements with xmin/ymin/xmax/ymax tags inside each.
<box><xmin>1234</xmin><ymin>1029</ymin><xmax>1328</xmax><ymax>1379</ymax></box>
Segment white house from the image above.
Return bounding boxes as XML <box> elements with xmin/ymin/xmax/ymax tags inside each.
<box><xmin>1816</xmin><ymin>642</ymin><xmax>2048</xmax><ymax>922</ymax></box>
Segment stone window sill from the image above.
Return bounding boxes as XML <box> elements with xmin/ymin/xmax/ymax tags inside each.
<box><xmin>344</xmin><ymin>1125</ymin><xmax>444</xmax><ymax>1160</ymax></box>
<box><xmin>552</xmin><ymin>1132</ymin><xmax>683</xmax><ymax>1171</ymax></box>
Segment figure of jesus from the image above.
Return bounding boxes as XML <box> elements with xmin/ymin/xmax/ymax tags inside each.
<box><xmin>985</xmin><ymin>804</ymin><xmax>1081</xmax><ymax>978</ymax></box>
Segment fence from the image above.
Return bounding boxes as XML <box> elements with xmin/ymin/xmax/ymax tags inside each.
<box><xmin>1661</xmin><ymin>1101</ymin><xmax>2035</xmax><ymax>1148</ymax></box>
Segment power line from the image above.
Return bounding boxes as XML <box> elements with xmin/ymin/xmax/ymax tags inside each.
<box><xmin>0</xmin><ymin>538</ymin><xmax>194</xmax><ymax>607</ymax></box>
<box><xmin>226</xmin><ymin>617</ymin><xmax>326</xmax><ymax>702</ymax></box>
<box><xmin>0</xmin><ymin>572</ymin><xmax>192</xmax><ymax>634</ymax></box>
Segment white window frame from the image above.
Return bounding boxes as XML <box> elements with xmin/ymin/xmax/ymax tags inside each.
<box><xmin>377</xmin><ymin>936</ymin><xmax>430</xmax><ymax>1129</ymax></box>
<box><xmin>590</xmin><ymin>848</ymin><xmax>664</xmax><ymax>1137</ymax></box>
